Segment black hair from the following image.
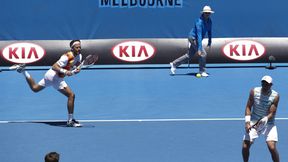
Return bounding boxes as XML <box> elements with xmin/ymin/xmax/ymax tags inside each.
<box><xmin>45</xmin><ymin>152</ymin><xmax>59</xmax><ymax>162</ymax></box>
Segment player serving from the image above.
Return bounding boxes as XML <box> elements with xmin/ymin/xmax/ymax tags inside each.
<box><xmin>242</xmin><ymin>75</ymin><xmax>280</xmax><ymax>162</ymax></box>
<box><xmin>12</xmin><ymin>40</ymin><xmax>83</xmax><ymax>127</ymax></box>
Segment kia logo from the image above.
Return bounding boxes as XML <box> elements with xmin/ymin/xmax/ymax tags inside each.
<box><xmin>1</xmin><ymin>42</ymin><xmax>46</xmax><ymax>64</ymax></box>
<box><xmin>112</xmin><ymin>41</ymin><xmax>156</xmax><ymax>62</ymax></box>
<box><xmin>222</xmin><ymin>40</ymin><xmax>265</xmax><ymax>61</ymax></box>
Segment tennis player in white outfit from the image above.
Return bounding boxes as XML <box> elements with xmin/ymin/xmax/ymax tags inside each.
<box><xmin>242</xmin><ymin>75</ymin><xmax>280</xmax><ymax>162</ymax></box>
<box><xmin>14</xmin><ymin>40</ymin><xmax>83</xmax><ymax>127</ymax></box>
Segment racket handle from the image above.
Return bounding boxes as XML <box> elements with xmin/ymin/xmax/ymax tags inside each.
<box><xmin>71</xmin><ymin>70</ymin><xmax>75</xmax><ymax>75</ymax></box>
<box><xmin>71</xmin><ymin>60</ymin><xmax>85</xmax><ymax>75</ymax></box>
<box><xmin>71</xmin><ymin>69</ymin><xmax>77</xmax><ymax>75</ymax></box>
<box><xmin>71</xmin><ymin>66</ymin><xmax>82</xmax><ymax>75</ymax></box>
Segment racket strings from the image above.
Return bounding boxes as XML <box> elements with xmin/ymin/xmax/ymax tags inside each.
<box><xmin>251</xmin><ymin>119</ymin><xmax>266</xmax><ymax>132</ymax></box>
<box><xmin>83</xmin><ymin>55</ymin><xmax>98</xmax><ymax>65</ymax></box>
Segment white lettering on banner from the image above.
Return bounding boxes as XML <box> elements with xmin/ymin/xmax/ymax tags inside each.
<box><xmin>99</xmin><ymin>0</ymin><xmax>183</xmax><ymax>8</ymax></box>
<box><xmin>222</xmin><ymin>40</ymin><xmax>265</xmax><ymax>61</ymax></box>
<box><xmin>1</xmin><ymin>43</ymin><xmax>46</xmax><ymax>64</ymax></box>
<box><xmin>112</xmin><ymin>41</ymin><xmax>156</xmax><ymax>62</ymax></box>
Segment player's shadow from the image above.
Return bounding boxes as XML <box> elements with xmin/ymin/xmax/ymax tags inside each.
<box><xmin>170</xmin><ymin>72</ymin><xmax>197</xmax><ymax>76</ymax></box>
<box><xmin>34</xmin><ymin>121</ymin><xmax>95</xmax><ymax>128</ymax></box>
<box><xmin>40</xmin><ymin>121</ymin><xmax>68</xmax><ymax>127</ymax></box>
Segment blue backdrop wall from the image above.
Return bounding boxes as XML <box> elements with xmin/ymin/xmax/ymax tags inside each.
<box><xmin>1</xmin><ymin>0</ymin><xmax>287</xmax><ymax>40</ymax></box>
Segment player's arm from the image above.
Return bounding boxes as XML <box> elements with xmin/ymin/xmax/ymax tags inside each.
<box><xmin>188</xmin><ymin>28</ymin><xmax>194</xmax><ymax>44</ymax></box>
<box><xmin>258</xmin><ymin>93</ymin><xmax>280</xmax><ymax>126</ymax></box>
<box><xmin>244</xmin><ymin>89</ymin><xmax>254</xmax><ymax>133</ymax></box>
<box><xmin>207</xmin><ymin>20</ymin><xmax>212</xmax><ymax>48</ymax></box>
<box><xmin>52</xmin><ymin>55</ymin><xmax>73</xmax><ymax>76</ymax></box>
<box><xmin>267</xmin><ymin>94</ymin><xmax>280</xmax><ymax>120</ymax></box>
<box><xmin>195</xmin><ymin>21</ymin><xmax>203</xmax><ymax>56</ymax></box>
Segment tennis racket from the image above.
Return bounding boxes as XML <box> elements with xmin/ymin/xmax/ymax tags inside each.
<box><xmin>71</xmin><ymin>54</ymin><xmax>98</xmax><ymax>74</ymax></box>
<box><xmin>79</xmin><ymin>54</ymin><xmax>99</xmax><ymax>69</ymax></box>
<box><xmin>249</xmin><ymin>118</ymin><xmax>266</xmax><ymax>132</ymax></box>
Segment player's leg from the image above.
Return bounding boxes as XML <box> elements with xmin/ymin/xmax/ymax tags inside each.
<box><xmin>25</xmin><ymin>75</ymin><xmax>45</xmax><ymax>92</ymax></box>
<box><xmin>58</xmin><ymin>86</ymin><xmax>75</xmax><ymax>114</ymax></box>
<box><xmin>199</xmin><ymin>48</ymin><xmax>208</xmax><ymax>77</ymax></box>
<box><xmin>265</xmin><ymin>125</ymin><xmax>279</xmax><ymax>162</ymax></box>
<box><xmin>170</xmin><ymin>41</ymin><xmax>197</xmax><ymax>74</ymax></box>
<box><xmin>57</xmin><ymin>83</ymin><xmax>81</xmax><ymax>127</ymax></box>
<box><xmin>175</xmin><ymin>42</ymin><xmax>197</xmax><ymax>67</ymax></box>
<box><xmin>242</xmin><ymin>140</ymin><xmax>252</xmax><ymax>162</ymax></box>
<box><xmin>242</xmin><ymin>127</ymin><xmax>258</xmax><ymax>162</ymax></box>
<box><xmin>266</xmin><ymin>141</ymin><xmax>279</xmax><ymax>162</ymax></box>
<box><xmin>16</xmin><ymin>64</ymin><xmax>45</xmax><ymax>92</ymax></box>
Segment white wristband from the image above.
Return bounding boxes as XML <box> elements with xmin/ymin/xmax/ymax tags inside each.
<box><xmin>59</xmin><ymin>68</ymin><xmax>67</xmax><ymax>74</ymax></box>
<box><xmin>245</xmin><ymin>115</ymin><xmax>251</xmax><ymax>122</ymax></box>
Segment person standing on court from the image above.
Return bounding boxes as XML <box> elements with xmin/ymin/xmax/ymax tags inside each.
<box><xmin>242</xmin><ymin>75</ymin><xmax>280</xmax><ymax>162</ymax></box>
<box><xmin>45</xmin><ymin>152</ymin><xmax>60</xmax><ymax>162</ymax></box>
<box><xmin>13</xmin><ymin>40</ymin><xmax>83</xmax><ymax>127</ymax></box>
<box><xmin>170</xmin><ymin>5</ymin><xmax>214</xmax><ymax>77</ymax></box>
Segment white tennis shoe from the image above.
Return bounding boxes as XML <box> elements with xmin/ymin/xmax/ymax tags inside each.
<box><xmin>200</xmin><ymin>72</ymin><xmax>209</xmax><ymax>77</ymax></box>
<box><xmin>170</xmin><ymin>62</ymin><xmax>176</xmax><ymax>75</ymax></box>
<box><xmin>9</xmin><ymin>64</ymin><xmax>26</xmax><ymax>73</ymax></box>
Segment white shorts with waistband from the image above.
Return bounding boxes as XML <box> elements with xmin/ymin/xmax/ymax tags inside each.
<box><xmin>38</xmin><ymin>69</ymin><xmax>68</xmax><ymax>90</ymax></box>
<box><xmin>243</xmin><ymin>121</ymin><xmax>278</xmax><ymax>142</ymax></box>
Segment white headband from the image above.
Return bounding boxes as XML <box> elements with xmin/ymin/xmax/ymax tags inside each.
<box><xmin>71</xmin><ymin>41</ymin><xmax>81</xmax><ymax>48</ymax></box>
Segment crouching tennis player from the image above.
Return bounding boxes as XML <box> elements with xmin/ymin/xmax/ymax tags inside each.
<box><xmin>242</xmin><ymin>75</ymin><xmax>280</xmax><ymax>162</ymax></box>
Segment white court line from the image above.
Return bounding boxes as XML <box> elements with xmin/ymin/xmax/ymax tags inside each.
<box><xmin>0</xmin><ymin>117</ymin><xmax>288</xmax><ymax>124</ymax></box>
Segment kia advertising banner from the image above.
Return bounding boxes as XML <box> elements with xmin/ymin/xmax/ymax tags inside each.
<box><xmin>1</xmin><ymin>38</ymin><xmax>288</xmax><ymax>66</ymax></box>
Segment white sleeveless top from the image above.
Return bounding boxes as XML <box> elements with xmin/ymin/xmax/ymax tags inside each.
<box><xmin>251</xmin><ymin>87</ymin><xmax>278</xmax><ymax>124</ymax></box>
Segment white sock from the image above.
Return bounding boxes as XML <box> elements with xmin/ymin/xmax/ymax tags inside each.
<box><xmin>68</xmin><ymin>114</ymin><xmax>73</xmax><ymax>121</ymax></box>
<box><xmin>23</xmin><ymin>71</ymin><xmax>31</xmax><ymax>78</ymax></box>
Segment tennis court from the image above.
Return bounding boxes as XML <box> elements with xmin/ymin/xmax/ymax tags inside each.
<box><xmin>1</xmin><ymin>64</ymin><xmax>288</xmax><ymax>162</ymax></box>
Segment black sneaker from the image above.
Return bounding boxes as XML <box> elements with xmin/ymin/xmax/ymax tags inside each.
<box><xmin>67</xmin><ymin>119</ymin><xmax>82</xmax><ymax>127</ymax></box>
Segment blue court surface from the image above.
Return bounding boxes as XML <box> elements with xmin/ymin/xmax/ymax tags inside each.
<box><xmin>1</xmin><ymin>64</ymin><xmax>288</xmax><ymax>162</ymax></box>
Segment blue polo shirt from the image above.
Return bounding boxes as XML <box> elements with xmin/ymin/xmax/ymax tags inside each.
<box><xmin>188</xmin><ymin>15</ymin><xmax>212</xmax><ymax>50</ymax></box>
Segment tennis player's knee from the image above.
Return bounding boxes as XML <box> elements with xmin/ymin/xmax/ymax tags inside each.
<box><xmin>31</xmin><ymin>87</ymin><xmax>38</xmax><ymax>92</ymax></box>
<box><xmin>66</xmin><ymin>93</ymin><xmax>75</xmax><ymax>102</ymax></box>
<box><xmin>31</xmin><ymin>85</ymin><xmax>43</xmax><ymax>93</ymax></box>
<box><xmin>69</xmin><ymin>92</ymin><xmax>75</xmax><ymax>99</ymax></box>
<box><xmin>243</xmin><ymin>140</ymin><xmax>252</xmax><ymax>149</ymax></box>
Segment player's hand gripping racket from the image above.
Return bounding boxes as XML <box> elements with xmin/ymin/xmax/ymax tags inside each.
<box><xmin>72</xmin><ymin>54</ymin><xmax>98</xmax><ymax>74</ymax></box>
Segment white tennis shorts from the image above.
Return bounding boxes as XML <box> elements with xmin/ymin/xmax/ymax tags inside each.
<box><xmin>38</xmin><ymin>69</ymin><xmax>68</xmax><ymax>90</ymax></box>
<box><xmin>243</xmin><ymin>121</ymin><xmax>278</xmax><ymax>142</ymax></box>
